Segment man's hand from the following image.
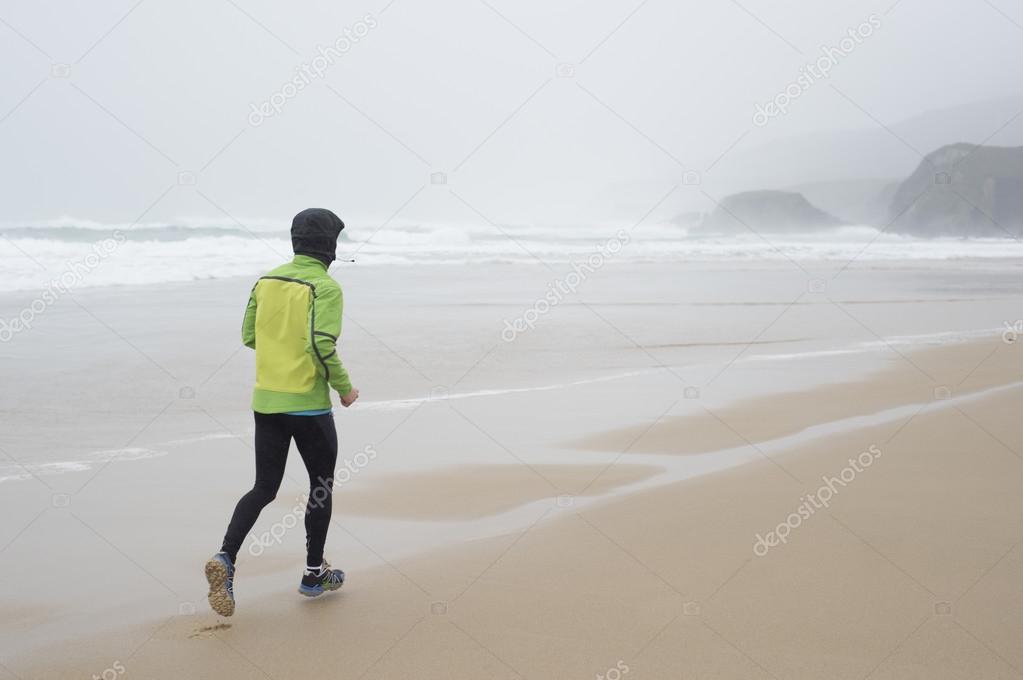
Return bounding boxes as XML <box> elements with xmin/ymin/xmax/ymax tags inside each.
<box><xmin>340</xmin><ymin>388</ymin><xmax>360</xmax><ymax>407</ymax></box>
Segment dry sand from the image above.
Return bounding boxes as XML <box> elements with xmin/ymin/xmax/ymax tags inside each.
<box><xmin>14</xmin><ymin>336</ymin><xmax>1023</xmax><ymax>679</ymax></box>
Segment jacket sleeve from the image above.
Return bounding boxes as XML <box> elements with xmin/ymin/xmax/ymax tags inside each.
<box><xmin>242</xmin><ymin>286</ymin><xmax>257</xmax><ymax>349</ymax></box>
<box><xmin>310</xmin><ymin>281</ymin><xmax>353</xmax><ymax>395</ymax></box>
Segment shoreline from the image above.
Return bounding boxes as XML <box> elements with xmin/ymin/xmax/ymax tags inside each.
<box><xmin>2</xmin><ymin>255</ymin><xmax>1023</xmax><ymax>298</ymax></box>
<box><xmin>0</xmin><ymin>327</ymin><xmax>1010</xmax><ymax>488</ymax></box>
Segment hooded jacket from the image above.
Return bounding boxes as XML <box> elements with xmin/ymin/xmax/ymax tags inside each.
<box><xmin>291</xmin><ymin>208</ymin><xmax>344</xmax><ymax>265</ymax></box>
<box><xmin>242</xmin><ymin>213</ymin><xmax>352</xmax><ymax>413</ymax></box>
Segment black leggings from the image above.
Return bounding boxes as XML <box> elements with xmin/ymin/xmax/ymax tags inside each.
<box><xmin>221</xmin><ymin>412</ymin><xmax>338</xmax><ymax>566</ymax></box>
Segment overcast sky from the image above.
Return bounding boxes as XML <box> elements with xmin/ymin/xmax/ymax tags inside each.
<box><xmin>2</xmin><ymin>0</ymin><xmax>1023</xmax><ymax>228</ymax></box>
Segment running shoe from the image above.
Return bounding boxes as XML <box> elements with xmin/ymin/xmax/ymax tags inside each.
<box><xmin>205</xmin><ymin>552</ymin><xmax>235</xmax><ymax>617</ymax></box>
<box><xmin>298</xmin><ymin>560</ymin><xmax>345</xmax><ymax>597</ymax></box>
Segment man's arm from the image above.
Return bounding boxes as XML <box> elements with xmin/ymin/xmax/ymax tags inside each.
<box><xmin>242</xmin><ymin>286</ymin><xmax>257</xmax><ymax>349</ymax></box>
<box><xmin>311</xmin><ymin>282</ymin><xmax>357</xmax><ymax>404</ymax></box>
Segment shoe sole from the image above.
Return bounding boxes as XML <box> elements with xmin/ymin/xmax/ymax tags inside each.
<box><xmin>298</xmin><ymin>579</ymin><xmax>344</xmax><ymax>598</ymax></box>
<box><xmin>298</xmin><ymin>584</ymin><xmax>325</xmax><ymax>597</ymax></box>
<box><xmin>205</xmin><ymin>558</ymin><xmax>235</xmax><ymax>617</ymax></box>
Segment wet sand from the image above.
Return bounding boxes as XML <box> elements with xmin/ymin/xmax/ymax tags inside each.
<box><xmin>13</xmin><ymin>337</ymin><xmax>1023</xmax><ymax>679</ymax></box>
<box><xmin>337</xmin><ymin>463</ymin><xmax>664</xmax><ymax>519</ymax></box>
<box><xmin>3</xmin><ymin>261</ymin><xmax>1023</xmax><ymax>678</ymax></box>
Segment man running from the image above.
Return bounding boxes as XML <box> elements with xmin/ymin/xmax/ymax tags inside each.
<box><xmin>205</xmin><ymin>208</ymin><xmax>359</xmax><ymax>617</ymax></box>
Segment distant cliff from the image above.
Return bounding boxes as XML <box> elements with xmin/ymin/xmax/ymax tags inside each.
<box><xmin>699</xmin><ymin>190</ymin><xmax>843</xmax><ymax>233</ymax></box>
<box><xmin>788</xmin><ymin>178</ymin><xmax>898</xmax><ymax>227</ymax></box>
<box><xmin>888</xmin><ymin>144</ymin><xmax>1023</xmax><ymax>237</ymax></box>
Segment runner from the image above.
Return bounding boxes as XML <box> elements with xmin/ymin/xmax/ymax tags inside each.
<box><xmin>205</xmin><ymin>208</ymin><xmax>359</xmax><ymax>617</ymax></box>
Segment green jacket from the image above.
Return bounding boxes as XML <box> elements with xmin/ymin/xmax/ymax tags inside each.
<box><xmin>242</xmin><ymin>255</ymin><xmax>353</xmax><ymax>413</ymax></box>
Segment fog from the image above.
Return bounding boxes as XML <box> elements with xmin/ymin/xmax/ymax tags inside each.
<box><xmin>2</xmin><ymin>0</ymin><xmax>1023</xmax><ymax>227</ymax></box>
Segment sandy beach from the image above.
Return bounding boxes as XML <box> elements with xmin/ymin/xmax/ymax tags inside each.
<box><xmin>2</xmin><ymin>260</ymin><xmax>1023</xmax><ymax>679</ymax></box>
<box><xmin>6</xmin><ymin>0</ymin><xmax>1023</xmax><ymax>675</ymax></box>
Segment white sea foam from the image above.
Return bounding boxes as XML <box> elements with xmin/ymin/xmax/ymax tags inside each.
<box><xmin>0</xmin><ymin>325</ymin><xmax>1004</xmax><ymax>485</ymax></box>
<box><xmin>2</xmin><ymin>222</ymin><xmax>1023</xmax><ymax>292</ymax></box>
<box><xmin>0</xmin><ymin>447</ymin><xmax>167</xmax><ymax>484</ymax></box>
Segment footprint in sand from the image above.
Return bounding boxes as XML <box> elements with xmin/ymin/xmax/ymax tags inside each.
<box><xmin>189</xmin><ymin>623</ymin><xmax>231</xmax><ymax>639</ymax></box>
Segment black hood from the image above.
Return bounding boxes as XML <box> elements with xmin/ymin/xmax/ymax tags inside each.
<box><xmin>291</xmin><ymin>208</ymin><xmax>344</xmax><ymax>265</ymax></box>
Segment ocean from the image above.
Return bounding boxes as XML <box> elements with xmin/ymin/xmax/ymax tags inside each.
<box><xmin>2</xmin><ymin>221</ymin><xmax>1022</xmax><ymax>293</ymax></box>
